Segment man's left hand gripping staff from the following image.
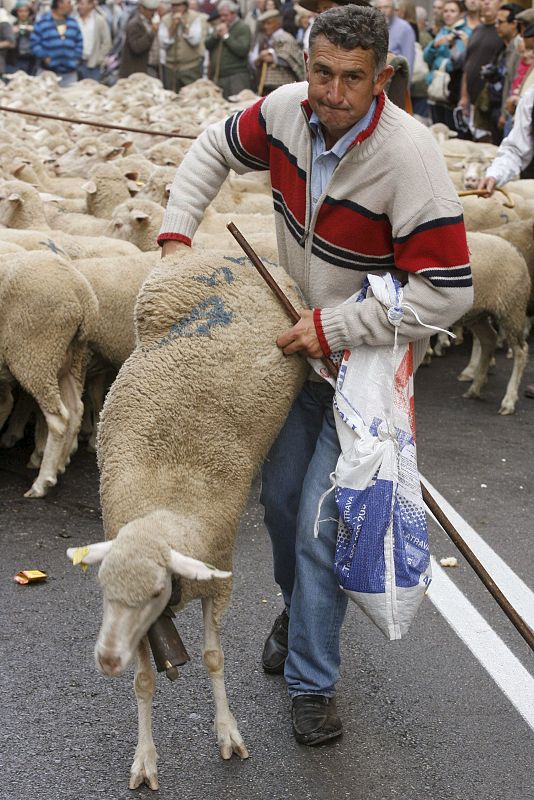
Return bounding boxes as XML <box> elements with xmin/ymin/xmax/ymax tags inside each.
<box><xmin>277</xmin><ymin>309</ymin><xmax>324</xmax><ymax>359</ymax></box>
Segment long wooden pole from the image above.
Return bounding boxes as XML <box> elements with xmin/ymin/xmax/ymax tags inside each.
<box><xmin>227</xmin><ymin>221</ymin><xmax>534</xmax><ymax>655</ymax></box>
<box><xmin>0</xmin><ymin>104</ymin><xmax>198</xmax><ymax>139</ymax></box>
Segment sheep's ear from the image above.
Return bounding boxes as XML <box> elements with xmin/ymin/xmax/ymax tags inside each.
<box><xmin>12</xmin><ymin>161</ymin><xmax>25</xmax><ymax>176</ymax></box>
<box><xmin>82</xmin><ymin>180</ymin><xmax>97</xmax><ymax>194</ymax></box>
<box><xmin>8</xmin><ymin>193</ymin><xmax>22</xmax><ymax>204</ymax></box>
<box><xmin>127</xmin><ymin>179</ymin><xmax>142</xmax><ymax>194</ymax></box>
<box><xmin>165</xmin><ymin>183</ymin><xmax>172</xmax><ymax>196</ymax></box>
<box><xmin>124</xmin><ymin>171</ymin><xmax>139</xmax><ymax>181</ymax></box>
<box><xmin>132</xmin><ymin>209</ymin><xmax>149</xmax><ymax>222</ymax></box>
<box><xmin>453</xmin><ymin>161</ymin><xmax>464</xmax><ymax>171</ymax></box>
<box><xmin>67</xmin><ymin>541</ymin><xmax>112</xmax><ymax>566</ymax></box>
<box><xmin>169</xmin><ymin>549</ymin><xmax>231</xmax><ymax>581</ymax></box>
<box><xmin>104</xmin><ymin>146</ymin><xmax>122</xmax><ymax>160</ymax></box>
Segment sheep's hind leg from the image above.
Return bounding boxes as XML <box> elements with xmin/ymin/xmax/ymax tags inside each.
<box><xmin>458</xmin><ymin>334</ymin><xmax>481</xmax><ymax>382</ymax></box>
<box><xmin>202</xmin><ymin>596</ymin><xmax>249</xmax><ymax>761</ymax></box>
<box><xmin>24</xmin><ymin>402</ymin><xmax>70</xmax><ymax>497</ymax></box>
<box><xmin>129</xmin><ymin>637</ymin><xmax>159</xmax><ymax>791</ymax></box>
<box><xmin>462</xmin><ymin>319</ymin><xmax>498</xmax><ymax>399</ymax></box>
<box><xmin>499</xmin><ymin>339</ymin><xmax>529</xmax><ymax>415</ymax></box>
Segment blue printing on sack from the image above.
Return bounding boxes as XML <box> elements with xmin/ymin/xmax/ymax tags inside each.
<box><xmin>334</xmin><ymin>480</ymin><xmax>430</xmax><ymax>593</ymax></box>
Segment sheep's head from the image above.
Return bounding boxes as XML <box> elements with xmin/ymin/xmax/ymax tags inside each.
<box><xmin>67</xmin><ymin>514</ymin><xmax>230</xmax><ymax>677</ymax></box>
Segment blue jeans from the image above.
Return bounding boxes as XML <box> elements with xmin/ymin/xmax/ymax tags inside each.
<box><xmin>260</xmin><ymin>380</ymin><xmax>348</xmax><ymax>698</ymax></box>
<box><xmin>77</xmin><ymin>63</ymin><xmax>101</xmax><ymax>81</ymax></box>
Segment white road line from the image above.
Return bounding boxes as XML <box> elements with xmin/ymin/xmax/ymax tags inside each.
<box><xmin>421</xmin><ymin>475</ymin><xmax>534</xmax><ymax>633</ymax></box>
<box><xmin>427</xmin><ymin>557</ymin><xmax>534</xmax><ymax>732</ymax></box>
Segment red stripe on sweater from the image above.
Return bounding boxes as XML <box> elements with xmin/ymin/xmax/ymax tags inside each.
<box><xmin>157</xmin><ymin>233</ymin><xmax>192</xmax><ymax>247</ymax></box>
<box><xmin>270</xmin><ymin>148</ymin><xmax>307</xmax><ymax>226</ymax></box>
<box><xmin>313</xmin><ymin>307</ymin><xmax>331</xmax><ymax>357</ymax></box>
<box><xmin>394</xmin><ymin>221</ymin><xmax>469</xmax><ymax>273</ymax></box>
<box><xmin>314</xmin><ymin>202</ymin><xmax>393</xmax><ymax>256</ymax></box>
<box><xmin>235</xmin><ymin>98</ymin><xmax>270</xmax><ymax>166</ymax></box>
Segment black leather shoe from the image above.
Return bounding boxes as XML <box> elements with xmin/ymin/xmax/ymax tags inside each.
<box><xmin>261</xmin><ymin>608</ymin><xmax>289</xmax><ymax>674</ymax></box>
<box><xmin>291</xmin><ymin>694</ymin><xmax>342</xmax><ymax>746</ymax></box>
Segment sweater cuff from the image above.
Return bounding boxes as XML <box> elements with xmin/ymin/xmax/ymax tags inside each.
<box><xmin>318</xmin><ymin>305</ymin><xmax>355</xmax><ymax>353</ymax></box>
<box><xmin>157</xmin><ymin>232</ymin><xmax>191</xmax><ymax>247</ymax></box>
<box><xmin>313</xmin><ymin>308</ymin><xmax>332</xmax><ymax>357</ymax></box>
<box><xmin>159</xmin><ymin>208</ymin><xmax>199</xmax><ymax>244</ymax></box>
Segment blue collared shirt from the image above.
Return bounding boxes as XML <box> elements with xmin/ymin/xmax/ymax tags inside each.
<box><xmin>308</xmin><ymin>98</ymin><xmax>377</xmax><ymax>212</ymax></box>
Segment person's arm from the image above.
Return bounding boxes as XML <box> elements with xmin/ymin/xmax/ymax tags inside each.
<box><xmin>29</xmin><ymin>19</ymin><xmax>45</xmax><ymax>59</ymax></box>
<box><xmin>480</xmin><ymin>87</ymin><xmax>534</xmax><ymax>192</ymax></box>
<box><xmin>400</xmin><ymin>24</ymin><xmax>415</xmax><ymax>77</ymax></box>
<box><xmin>223</xmin><ymin>21</ymin><xmax>250</xmax><ymax>59</ymax></box>
<box><xmin>99</xmin><ymin>14</ymin><xmax>112</xmax><ymax>61</ymax></box>
<box><xmin>73</xmin><ymin>19</ymin><xmax>84</xmax><ymax>63</ymax></box>
<box><xmin>127</xmin><ymin>17</ymin><xmax>155</xmax><ymax>54</ymax></box>
<box><xmin>158</xmin><ymin>96</ymin><xmax>270</xmax><ymax>248</ymax></box>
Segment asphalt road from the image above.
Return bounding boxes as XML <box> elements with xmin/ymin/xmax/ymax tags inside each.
<box><xmin>1</xmin><ymin>336</ymin><xmax>533</xmax><ymax>800</ymax></box>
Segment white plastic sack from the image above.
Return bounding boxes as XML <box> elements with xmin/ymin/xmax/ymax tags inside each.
<box><xmin>312</xmin><ymin>274</ymin><xmax>440</xmax><ymax>640</ymax></box>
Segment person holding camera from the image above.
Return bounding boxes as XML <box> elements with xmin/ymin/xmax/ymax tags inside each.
<box><xmin>6</xmin><ymin>0</ymin><xmax>35</xmax><ymax>75</ymax></box>
<box><xmin>423</xmin><ymin>0</ymin><xmax>470</xmax><ymax>128</ymax></box>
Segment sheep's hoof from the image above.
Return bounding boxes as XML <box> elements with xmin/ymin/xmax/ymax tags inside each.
<box><xmin>129</xmin><ymin>748</ymin><xmax>159</xmax><ymax>791</ymax></box>
<box><xmin>217</xmin><ymin>721</ymin><xmax>249</xmax><ymax>760</ymax></box>
<box><xmin>24</xmin><ymin>476</ymin><xmax>56</xmax><ymax>498</ymax></box>
<box><xmin>462</xmin><ymin>387</ymin><xmax>480</xmax><ymax>400</ymax></box>
<box><xmin>458</xmin><ymin>371</ymin><xmax>474</xmax><ymax>382</ymax></box>
<box><xmin>498</xmin><ymin>403</ymin><xmax>515</xmax><ymax>416</ymax></box>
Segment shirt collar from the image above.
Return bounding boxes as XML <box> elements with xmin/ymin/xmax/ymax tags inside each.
<box><xmin>308</xmin><ymin>97</ymin><xmax>377</xmax><ymax>159</ymax></box>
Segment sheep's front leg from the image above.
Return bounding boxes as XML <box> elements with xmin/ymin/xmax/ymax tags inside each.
<box><xmin>129</xmin><ymin>638</ymin><xmax>159</xmax><ymax>791</ymax></box>
<box><xmin>201</xmin><ymin>597</ymin><xmax>249</xmax><ymax>761</ymax></box>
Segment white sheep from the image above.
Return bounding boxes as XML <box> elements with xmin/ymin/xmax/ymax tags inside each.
<box><xmin>82</xmin><ymin>162</ymin><xmax>132</xmax><ymax>219</ymax></box>
<box><xmin>67</xmin><ymin>250</ymin><xmax>308</xmax><ymax>789</ymax></box>
<box><xmin>0</xmin><ymin>251</ymin><xmax>99</xmax><ymax>495</ymax></box>
<box><xmin>106</xmin><ymin>198</ymin><xmax>164</xmax><ymax>251</ymax></box>
<box><xmin>459</xmin><ymin>232</ymin><xmax>530</xmax><ymax>414</ymax></box>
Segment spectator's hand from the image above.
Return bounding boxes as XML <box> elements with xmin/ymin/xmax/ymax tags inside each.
<box><xmin>458</xmin><ymin>94</ymin><xmax>469</xmax><ymax>113</ymax></box>
<box><xmin>497</xmin><ymin>113</ymin><xmax>506</xmax><ymax>130</ymax></box>
<box><xmin>276</xmin><ymin>310</ymin><xmax>324</xmax><ymax>359</ymax></box>
<box><xmin>478</xmin><ymin>176</ymin><xmax>497</xmax><ymax>196</ymax></box>
<box><xmin>434</xmin><ymin>35</ymin><xmax>450</xmax><ymax>46</ymax></box>
<box><xmin>43</xmin><ymin>57</ymin><xmax>51</xmax><ymax>65</ymax></box>
<box><xmin>151</xmin><ymin>21</ymin><xmax>159</xmax><ymax>32</ymax></box>
<box><xmin>259</xmin><ymin>49</ymin><xmax>274</xmax><ymax>63</ymax></box>
<box><xmin>215</xmin><ymin>21</ymin><xmax>228</xmax><ymax>37</ymax></box>
<box><xmin>505</xmin><ymin>94</ymin><xmax>518</xmax><ymax>114</ymax></box>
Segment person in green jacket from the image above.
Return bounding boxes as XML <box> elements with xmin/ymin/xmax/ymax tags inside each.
<box><xmin>206</xmin><ymin>0</ymin><xmax>251</xmax><ymax>98</ymax></box>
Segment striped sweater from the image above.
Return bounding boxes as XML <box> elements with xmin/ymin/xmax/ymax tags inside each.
<box><xmin>30</xmin><ymin>12</ymin><xmax>83</xmax><ymax>74</ymax></box>
<box><xmin>159</xmin><ymin>83</ymin><xmax>473</xmax><ymax>354</ymax></box>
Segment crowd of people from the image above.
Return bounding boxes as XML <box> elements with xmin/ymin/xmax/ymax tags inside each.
<box><xmin>0</xmin><ymin>0</ymin><xmax>534</xmax><ymax>142</ymax></box>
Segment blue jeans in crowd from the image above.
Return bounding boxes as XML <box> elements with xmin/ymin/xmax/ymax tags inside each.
<box><xmin>77</xmin><ymin>62</ymin><xmax>101</xmax><ymax>81</ymax></box>
<box><xmin>260</xmin><ymin>380</ymin><xmax>348</xmax><ymax>698</ymax></box>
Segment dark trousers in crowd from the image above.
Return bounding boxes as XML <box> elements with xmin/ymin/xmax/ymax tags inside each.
<box><xmin>78</xmin><ymin>62</ymin><xmax>101</xmax><ymax>81</ymax></box>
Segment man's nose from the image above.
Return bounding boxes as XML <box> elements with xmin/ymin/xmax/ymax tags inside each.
<box><xmin>327</xmin><ymin>77</ymin><xmax>345</xmax><ymax>105</ymax></box>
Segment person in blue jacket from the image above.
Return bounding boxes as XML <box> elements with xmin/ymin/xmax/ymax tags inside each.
<box><xmin>424</xmin><ymin>0</ymin><xmax>471</xmax><ymax>129</ymax></box>
<box><xmin>30</xmin><ymin>0</ymin><xmax>83</xmax><ymax>87</ymax></box>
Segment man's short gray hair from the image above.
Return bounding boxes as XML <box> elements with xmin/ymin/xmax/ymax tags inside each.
<box><xmin>308</xmin><ymin>5</ymin><xmax>389</xmax><ymax>76</ymax></box>
<box><xmin>217</xmin><ymin>0</ymin><xmax>238</xmax><ymax>11</ymax></box>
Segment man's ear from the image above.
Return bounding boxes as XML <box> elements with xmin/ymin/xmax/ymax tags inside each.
<box><xmin>304</xmin><ymin>49</ymin><xmax>309</xmax><ymax>79</ymax></box>
<box><xmin>373</xmin><ymin>64</ymin><xmax>394</xmax><ymax>96</ymax></box>
<box><xmin>67</xmin><ymin>541</ymin><xmax>113</xmax><ymax>566</ymax></box>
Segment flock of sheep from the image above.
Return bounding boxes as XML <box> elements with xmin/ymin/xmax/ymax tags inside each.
<box><xmin>0</xmin><ymin>71</ymin><xmax>532</xmax><ymax>790</ymax></box>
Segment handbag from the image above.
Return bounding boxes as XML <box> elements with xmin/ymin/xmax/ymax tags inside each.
<box><xmin>427</xmin><ymin>62</ymin><xmax>451</xmax><ymax>103</ymax></box>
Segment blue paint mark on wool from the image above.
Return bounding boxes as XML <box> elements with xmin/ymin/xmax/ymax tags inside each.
<box><xmin>194</xmin><ymin>266</ymin><xmax>235</xmax><ymax>287</ymax></box>
<box><xmin>40</xmin><ymin>239</ymin><xmax>66</xmax><ymax>256</ymax></box>
<box><xmin>157</xmin><ymin>295</ymin><xmax>233</xmax><ymax>347</ymax></box>
<box><xmin>223</xmin><ymin>255</ymin><xmax>278</xmax><ymax>270</ymax></box>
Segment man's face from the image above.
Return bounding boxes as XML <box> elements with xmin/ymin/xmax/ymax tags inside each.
<box><xmin>481</xmin><ymin>0</ymin><xmax>499</xmax><ymax>24</ymax></box>
<box><xmin>306</xmin><ymin>35</ymin><xmax>392</xmax><ymax>144</ymax></box>
<box><xmin>432</xmin><ymin>0</ymin><xmax>444</xmax><ymax>22</ymax></box>
<box><xmin>58</xmin><ymin>0</ymin><xmax>72</xmax><ymax>14</ymax></box>
<box><xmin>77</xmin><ymin>0</ymin><xmax>93</xmax><ymax>14</ymax></box>
<box><xmin>496</xmin><ymin>9</ymin><xmax>516</xmax><ymax>40</ymax></box>
<box><xmin>262</xmin><ymin>16</ymin><xmax>281</xmax><ymax>36</ymax></box>
<box><xmin>375</xmin><ymin>0</ymin><xmax>393</xmax><ymax>21</ymax></box>
<box><xmin>464</xmin><ymin>0</ymin><xmax>479</xmax><ymax>12</ymax></box>
<box><xmin>218</xmin><ymin>7</ymin><xmax>236</xmax><ymax>24</ymax></box>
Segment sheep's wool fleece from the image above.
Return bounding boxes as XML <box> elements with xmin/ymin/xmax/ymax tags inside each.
<box><xmin>97</xmin><ymin>250</ymin><xmax>308</xmax><ymax>610</ymax></box>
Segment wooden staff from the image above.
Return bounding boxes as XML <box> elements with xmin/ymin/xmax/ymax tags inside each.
<box><xmin>458</xmin><ymin>186</ymin><xmax>515</xmax><ymax>208</ymax></box>
<box><xmin>257</xmin><ymin>61</ymin><xmax>268</xmax><ymax>97</ymax></box>
<box><xmin>227</xmin><ymin>221</ymin><xmax>534</xmax><ymax>655</ymax></box>
<box><xmin>0</xmin><ymin>104</ymin><xmax>197</xmax><ymax>139</ymax></box>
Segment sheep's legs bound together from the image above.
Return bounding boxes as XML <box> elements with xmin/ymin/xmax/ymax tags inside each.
<box><xmin>202</xmin><ymin>597</ymin><xmax>249</xmax><ymax>761</ymax></box>
<box><xmin>130</xmin><ymin>637</ymin><xmax>159</xmax><ymax>791</ymax></box>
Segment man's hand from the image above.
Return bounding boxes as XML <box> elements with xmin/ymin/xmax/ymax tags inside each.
<box><xmin>215</xmin><ymin>21</ymin><xmax>228</xmax><ymax>37</ymax></box>
<box><xmin>276</xmin><ymin>309</ymin><xmax>325</xmax><ymax>358</ymax></box>
<box><xmin>259</xmin><ymin>48</ymin><xmax>274</xmax><ymax>63</ymax></box>
<box><xmin>161</xmin><ymin>240</ymin><xmax>189</xmax><ymax>258</ymax></box>
<box><xmin>478</xmin><ymin>176</ymin><xmax>497</xmax><ymax>196</ymax></box>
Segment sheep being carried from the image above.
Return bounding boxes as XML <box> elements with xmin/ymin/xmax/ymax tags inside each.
<box><xmin>68</xmin><ymin>250</ymin><xmax>308</xmax><ymax>790</ymax></box>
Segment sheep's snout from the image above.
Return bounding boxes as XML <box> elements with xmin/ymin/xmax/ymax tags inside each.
<box><xmin>95</xmin><ymin>647</ymin><xmax>125</xmax><ymax>677</ymax></box>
